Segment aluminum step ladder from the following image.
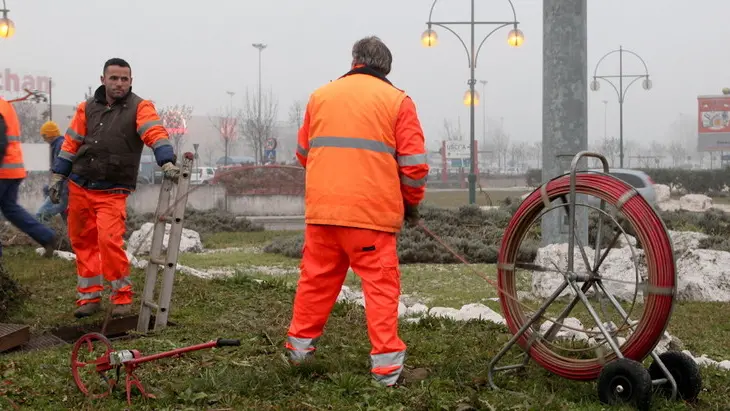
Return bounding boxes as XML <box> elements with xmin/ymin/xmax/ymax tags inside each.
<box><xmin>136</xmin><ymin>152</ymin><xmax>195</xmax><ymax>334</ymax></box>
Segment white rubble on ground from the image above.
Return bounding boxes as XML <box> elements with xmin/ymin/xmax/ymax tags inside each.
<box><xmin>337</xmin><ymin>283</ymin><xmax>730</xmax><ymax>372</ymax></box>
<box><xmin>336</xmin><ymin>285</ymin><xmax>505</xmax><ymax>325</ymax></box>
<box><xmin>679</xmin><ymin>194</ymin><xmax>713</xmax><ymax>212</ymax></box>
<box><xmin>657</xmin><ymin>193</ymin><xmax>730</xmax><ymax>213</ymax></box>
<box><xmin>530</xmin><ymin>227</ymin><xmax>730</xmax><ymax>302</ymax></box>
<box><xmin>653</xmin><ymin>184</ymin><xmax>671</xmax><ymax>203</ymax></box>
<box><xmin>530</xmin><ymin>243</ymin><xmax>643</xmax><ymax>302</ymax></box>
<box><xmin>127</xmin><ymin>222</ymin><xmax>204</xmax><ymax>255</ymax></box>
<box><xmin>534</xmin><ymin>317</ymin><xmax>730</xmax><ymax>371</ymax></box>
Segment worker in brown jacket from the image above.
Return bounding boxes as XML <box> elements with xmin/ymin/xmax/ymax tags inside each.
<box><xmin>49</xmin><ymin>58</ymin><xmax>180</xmax><ymax>319</ymax></box>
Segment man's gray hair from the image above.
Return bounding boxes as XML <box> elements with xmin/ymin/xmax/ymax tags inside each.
<box><xmin>351</xmin><ymin>36</ymin><xmax>392</xmax><ymax>76</ymax></box>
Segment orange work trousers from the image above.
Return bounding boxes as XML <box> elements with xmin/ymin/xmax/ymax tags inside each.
<box><xmin>67</xmin><ymin>182</ymin><xmax>132</xmax><ymax>306</ymax></box>
<box><xmin>287</xmin><ymin>224</ymin><xmax>406</xmax><ymax>386</ymax></box>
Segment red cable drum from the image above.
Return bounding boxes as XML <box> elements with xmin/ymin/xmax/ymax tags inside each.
<box><xmin>497</xmin><ymin>173</ymin><xmax>676</xmax><ymax>381</ymax></box>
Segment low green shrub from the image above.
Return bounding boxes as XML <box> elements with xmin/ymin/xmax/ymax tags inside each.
<box><xmin>125</xmin><ymin>208</ymin><xmax>264</xmax><ymax>238</ymax></box>
<box><xmin>264</xmin><ymin>204</ymin><xmax>730</xmax><ymax>264</ymax></box>
<box><xmin>263</xmin><ymin>205</ymin><xmax>540</xmax><ymax>265</ymax></box>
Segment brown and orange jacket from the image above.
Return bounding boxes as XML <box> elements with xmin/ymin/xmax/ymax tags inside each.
<box><xmin>51</xmin><ymin>85</ymin><xmax>175</xmax><ymax>191</ymax></box>
<box><xmin>296</xmin><ymin>65</ymin><xmax>430</xmax><ymax>233</ymax></box>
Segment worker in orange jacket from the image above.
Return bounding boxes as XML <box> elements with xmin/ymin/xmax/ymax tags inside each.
<box><xmin>48</xmin><ymin>58</ymin><xmax>180</xmax><ymax>319</ymax></box>
<box><xmin>286</xmin><ymin>36</ymin><xmax>430</xmax><ymax>387</ymax></box>
<box><xmin>0</xmin><ymin>98</ymin><xmax>58</xmax><ymax>260</ymax></box>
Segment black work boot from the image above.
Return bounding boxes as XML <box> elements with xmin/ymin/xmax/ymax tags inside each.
<box><xmin>74</xmin><ymin>302</ymin><xmax>101</xmax><ymax>318</ymax></box>
<box><xmin>43</xmin><ymin>235</ymin><xmax>60</xmax><ymax>258</ymax></box>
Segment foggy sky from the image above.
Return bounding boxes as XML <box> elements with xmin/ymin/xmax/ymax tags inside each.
<box><xmin>3</xmin><ymin>0</ymin><xmax>729</xmax><ymax>151</ymax></box>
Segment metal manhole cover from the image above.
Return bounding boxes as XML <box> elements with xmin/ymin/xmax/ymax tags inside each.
<box><xmin>0</xmin><ymin>323</ymin><xmax>30</xmax><ymax>352</ymax></box>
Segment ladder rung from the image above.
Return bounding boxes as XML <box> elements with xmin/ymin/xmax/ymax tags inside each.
<box><xmin>142</xmin><ymin>300</ymin><xmax>159</xmax><ymax>310</ymax></box>
<box><xmin>150</xmin><ymin>257</ymin><xmax>167</xmax><ymax>266</ymax></box>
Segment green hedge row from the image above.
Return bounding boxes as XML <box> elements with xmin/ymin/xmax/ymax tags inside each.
<box><xmin>526</xmin><ymin>168</ymin><xmax>730</xmax><ymax>195</ymax></box>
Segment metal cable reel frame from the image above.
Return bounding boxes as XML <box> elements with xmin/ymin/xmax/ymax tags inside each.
<box><xmin>487</xmin><ymin>151</ymin><xmax>702</xmax><ymax>409</ymax></box>
<box><xmin>503</xmin><ymin>200</ymin><xmax>645</xmax><ymax>357</ymax></box>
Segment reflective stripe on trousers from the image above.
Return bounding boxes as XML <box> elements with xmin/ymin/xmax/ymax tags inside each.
<box><xmin>77</xmin><ymin>273</ymin><xmax>103</xmax><ymax>305</ymax></box>
<box><xmin>371</xmin><ymin>351</ymin><xmax>406</xmax><ymax>386</ymax></box>
<box><xmin>76</xmin><ymin>275</ymin><xmax>132</xmax><ymax>305</ymax></box>
<box><xmin>285</xmin><ymin>336</ymin><xmax>318</xmax><ymax>363</ymax></box>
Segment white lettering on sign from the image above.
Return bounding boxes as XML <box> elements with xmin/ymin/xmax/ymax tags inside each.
<box><xmin>445</xmin><ymin>141</ymin><xmax>471</xmax><ymax>158</ymax></box>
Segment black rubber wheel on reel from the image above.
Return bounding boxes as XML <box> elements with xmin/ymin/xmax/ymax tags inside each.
<box><xmin>597</xmin><ymin>358</ymin><xmax>653</xmax><ymax>410</ymax></box>
<box><xmin>648</xmin><ymin>351</ymin><xmax>702</xmax><ymax>402</ymax></box>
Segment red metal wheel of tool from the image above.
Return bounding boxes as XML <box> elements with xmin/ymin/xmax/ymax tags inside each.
<box><xmin>497</xmin><ymin>173</ymin><xmax>676</xmax><ymax>381</ymax></box>
<box><xmin>71</xmin><ymin>332</ymin><xmax>117</xmax><ymax>398</ymax></box>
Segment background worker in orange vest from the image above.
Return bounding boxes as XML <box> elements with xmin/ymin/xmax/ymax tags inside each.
<box><xmin>48</xmin><ymin>58</ymin><xmax>180</xmax><ymax>319</ymax></box>
<box><xmin>286</xmin><ymin>36</ymin><xmax>430</xmax><ymax>387</ymax></box>
<box><xmin>0</xmin><ymin>97</ymin><xmax>58</xmax><ymax>260</ymax></box>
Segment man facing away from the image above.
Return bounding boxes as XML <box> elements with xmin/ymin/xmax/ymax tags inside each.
<box><xmin>36</xmin><ymin>121</ymin><xmax>68</xmax><ymax>224</ymax></box>
<box><xmin>49</xmin><ymin>58</ymin><xmax>180</xmax><ymax>319</ymax></box>
<box><xmin>286</xmin><ymin>36</ymin><xmax>430</xmax><ymax>386</ymax></box>
<box><xmin>0</xmin><ymin>97</ymin><xmax>58</xmax><ymax>261</ymax></box>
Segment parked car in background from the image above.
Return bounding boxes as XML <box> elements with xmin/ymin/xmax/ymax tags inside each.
<box><xmin>190</xmin><ymin>166</ymin><xmax>216</xmax><ymax>184</ymax></box>
<box><xmin>585</xmin><ymin>168</ymin><xmax>657</xmax><ymax>206</ymax></box>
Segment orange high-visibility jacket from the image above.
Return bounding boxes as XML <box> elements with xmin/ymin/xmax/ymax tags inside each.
<box><xmin>0</xmin><ymin>98</ymin><xmax>27</xmax><ymax>179</ymax></box>
<box><xmin>297</xmin><ymin>66</ymin><xmax>429</xmax><ymax>233</ymax></box>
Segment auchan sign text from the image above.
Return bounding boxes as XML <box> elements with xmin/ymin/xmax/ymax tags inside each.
<box><xmin>0</xmin><ymin>68</ymin><xmax>51</xmax><ymax>94</ymax></box>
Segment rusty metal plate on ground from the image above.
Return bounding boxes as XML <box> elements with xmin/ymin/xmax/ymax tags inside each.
<box><xmin>0</xmin><ymin>323</ymin><xmax>30</xmax><ymax>352</ymax></box>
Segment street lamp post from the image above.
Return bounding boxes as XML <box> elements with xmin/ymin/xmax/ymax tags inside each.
<box><xmin>422</xmin><ymin>0</ymin><xmax>523</xmax><ymax>204</ymax></box>
<box><xmin>252</xmin><ymin>43</ymin><xmax>267</xmax><ymax>164</ymax></box>
<box><xmin>590</xmin><ymin>46</ymin><xmax>652</xmax><ymax>168</ymax></box>
<box><xmin>0</xmin><ymin>0</ymin><xmax>14</xmax><ymax>39</ymax></box>
<box><xmin>479</xmin><ymin>80</ymin><xmax>487</xmax><ymax>146</ymax></box>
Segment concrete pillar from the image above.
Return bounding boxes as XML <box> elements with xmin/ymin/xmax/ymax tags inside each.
<box><xmin>541</xmin><ymin>0</ymin><xmax>589</xmax><ymax>246</ymax></box>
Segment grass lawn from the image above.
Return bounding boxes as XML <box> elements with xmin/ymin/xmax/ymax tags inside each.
<box><xmin>423</xmin><ymin>189</ymin><xmax>530</xmax><ymax>208</ymax></box>
<box><xmin>1</xmin><ymin>231</ymin><xmax>729</xmax><ymax>410</ymax></box>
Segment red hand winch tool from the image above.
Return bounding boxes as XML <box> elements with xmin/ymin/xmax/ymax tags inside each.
<box><xmin>71</xmin><ymin>332</ymin><xmax>240</xmax><ymax>405</ymax></box>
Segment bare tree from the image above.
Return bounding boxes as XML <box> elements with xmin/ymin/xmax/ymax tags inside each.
<box><xmin>14</xmin><ymin>101</ymin><xmax>48</xmax><ymax>142</ymax></box>
<box><xmin>510</xmin><ymin>141</ymin><xmax>528</xmax><ymax>168</ymax></box>
<box><xmin>668</xmin><ymin>140</ymin><xmax>687</xmax><ymax>167</ymax></box>
<box><xmin>649</xmin><ymin>141</ymin><xmax>666</xmax><ymax>167</ymax></box>
<box><xmin>202</xmin><ymin>144</ymin><xmax>217</xmax><ymax>167</ymax></box>
<box><xmin>158</xmin><ymin>104</ymin><xmax>193</xmax><ymax>154</ymax></box>
<box><xmin>599</xmin><ymin>137</ymin><xmax>620</xmax><ymax>166</ymax></box>
<box><xmin>493</xmin><ymin>129</ymin><xmax>510</xmax><ymax>170</ymax></box>
<box><xmin>532</xmin><ymin>141</ymin><xmax>542</xmax><ymax>168</ymax></box>
<box><xmin>208</xmin><ymin>111</ymin><xmax>238</xmax><ymax>166</ymax></box>
<box><xmin>208</xmin><ymin>105</ymin><xmax>238</xmax><ymax>166</ymax></box>
<box><xmin>288</xmin><ymin>100</ymin><xmax>305</xmax><ymax>131</ymax></box>
<box><xmin>441</xmin><ymin>119</ymin><xmax>463</xmax><ymax>141</ymax></box>
<box><xmin>238</xmin><ymin>88</ymin><xmax>279</xmax><ymax>165</ymax></box>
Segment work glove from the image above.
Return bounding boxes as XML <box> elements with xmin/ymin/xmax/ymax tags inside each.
<box><xmin>404</xmin><ymin>202</ymin><xmax>420</xmax><ymax>228</ymax></box>
<box><xmin>161</xmin><ymin>162</ymin><xmax>181</xmax><ymax>181</ymax></box>
<box><xmin>48</xmin><ymin>173</ymin><xmax>66</xmax><ymax>204</ymax></box>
